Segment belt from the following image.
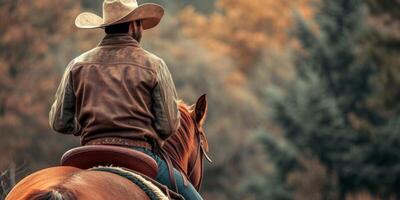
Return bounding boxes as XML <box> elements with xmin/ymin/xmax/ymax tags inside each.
<box><xmin>86</xmin><ymin>137</ymin><xmax>152</xmax><ymax>150</ymax></box>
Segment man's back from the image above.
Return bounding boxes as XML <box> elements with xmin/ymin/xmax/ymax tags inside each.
<box><xmin>73</xmin><ymin>34</ymin><xmax>159</xmax><ymax>145</ymax></box>
<box><xmin>50</xmin><ymin>33</ymin><xmax>179</xmax><ymax>147</ymax></box>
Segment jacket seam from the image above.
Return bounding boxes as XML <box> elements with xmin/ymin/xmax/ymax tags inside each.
<box><xmin>72</xmin><ymin>62</ymin><xmax>157</xmax><ymax>74</ymax></box>
<box><xmin>158</xmin><ymin>63</ymin><xmax>174</xmax><ymax>136</ymax></box>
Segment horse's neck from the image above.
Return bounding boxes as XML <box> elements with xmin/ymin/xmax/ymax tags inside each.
<box><xmin>160</xmin><ymin>103</ymin><xmax>206</xmax><ymax>190</ymax></box>
<box><xmin>162</xmin><ymin>104</ymin><xmax>196</xmax><ymax>174</ymax></box>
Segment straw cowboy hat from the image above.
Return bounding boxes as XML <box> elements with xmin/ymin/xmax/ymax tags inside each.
<box><xmin>75</xmin><ymin>0</ymin><xmax>164</xmax><ymax>29</ymax></box>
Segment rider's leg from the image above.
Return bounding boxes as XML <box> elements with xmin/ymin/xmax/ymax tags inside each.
<box><xmin>133</xmin><ymin>147</ymin><xmax>203</xmax><ymax>200</ymax></box>
<box><xmin>155</xmin><ymin>158</ymin><xmax>203</xmax><ymax>200</ymax></box>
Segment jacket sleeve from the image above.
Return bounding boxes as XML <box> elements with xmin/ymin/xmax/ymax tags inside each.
<box><xmin>151</xmin><ymin>59</ymin><xmax>180</xmax><ymax>140</ymax></box>
<box><xmin>49</xmin><ymin>60</ymin><xmax>80</xmax><ymax>135</ymax></box>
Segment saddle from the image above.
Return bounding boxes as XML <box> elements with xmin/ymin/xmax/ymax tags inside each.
<box><xmin>60</xmin><ymin>145</ymin><xmax>158</xmax><ymax>178</ymax></box>
<box><xmin>60</xmin><ymin>145</ymin><xmax>184</xmax><ymax>200</ymax></box>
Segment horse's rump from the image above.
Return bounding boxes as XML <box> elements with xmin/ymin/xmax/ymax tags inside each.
<box><xmin>6</xmin><ymin>166</ymin><xmax>153</xmax><ymax>200</ymax></box>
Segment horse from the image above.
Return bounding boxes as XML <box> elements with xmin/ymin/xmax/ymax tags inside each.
<box><xmin>5</xmin><ymin>95</ymin><xmax>211</xmax><ymax>200</ymax></box>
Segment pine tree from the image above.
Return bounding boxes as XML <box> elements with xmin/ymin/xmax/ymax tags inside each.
<box><xmin>366</xmin><ymin>0</ymin><xmax>400</xmax><ymax>120</ymax></box>
<box><xmin>264</xmin><ymin>0</ymin><xmax>400</xmax><ymax>198</ymax></box>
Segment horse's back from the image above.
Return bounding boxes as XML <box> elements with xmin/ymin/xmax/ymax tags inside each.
<box><xmin>6</xmin><ymin>166</ymin><xmax>150</xmax><ymax>200</ymax></box>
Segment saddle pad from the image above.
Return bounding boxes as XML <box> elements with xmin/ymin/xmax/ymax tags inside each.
<box><xmin>90</xmin><ymin>166</ymin><xmax>169</xmax><ymax>200</ymax></box>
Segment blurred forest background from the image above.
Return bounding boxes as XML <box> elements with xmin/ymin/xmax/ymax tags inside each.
<box><xmin>0</xmin><ymin>0</ymin><xmax>399</xmax><ymax>199</ymax></box>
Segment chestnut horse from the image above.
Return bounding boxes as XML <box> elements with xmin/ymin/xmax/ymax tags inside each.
<box><xmin>6</xmin><ymin>95</ymin><xmax>210</xmax><ymax>200</ymax></box>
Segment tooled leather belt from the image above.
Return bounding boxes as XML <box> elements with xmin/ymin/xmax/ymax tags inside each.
<box><xmin>85</xmin><ymin>137</ymin><xmax>152</xmax><ymax>150</ymax></box>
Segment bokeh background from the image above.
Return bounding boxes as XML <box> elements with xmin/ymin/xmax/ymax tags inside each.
<box><xmin>1</xmin><ymin>0</ymin><xmax>399</xmax><ymax>199</ymax></box>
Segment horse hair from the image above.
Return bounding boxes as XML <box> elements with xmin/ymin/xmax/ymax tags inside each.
<box><xmin>25</xmin><ymin>188</ymin><xmax>76</xmax><ymax>200</ymax></box>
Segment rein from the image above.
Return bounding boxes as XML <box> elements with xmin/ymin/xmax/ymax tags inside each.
<box><xmin>186</xmin><ymin>118</ymin><xmax>212</xmax><ymax>190</ymax></box>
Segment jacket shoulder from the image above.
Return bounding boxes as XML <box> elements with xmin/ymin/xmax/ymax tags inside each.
<box><xmin>65</xmin><ymin>48</ymin><xmax>100</xmax><ymax>72</ymax></box>
<box><xmin>142</xmin><ymin>50</ymin><xmax>165</xmax><ymax>66</ymax></box>
<box><xmin>73</xmin><ymin>48</ymin><xmax>98</xmax><ymax>64</ymax></box>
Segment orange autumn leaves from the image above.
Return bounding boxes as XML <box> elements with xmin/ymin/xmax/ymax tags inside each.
<box><xmin>0</xmin><ymin>0</ymin><xmax>81</xmax><ymax>170</ymax></box>
<box><xmin>179</xmin><ymin>0</ymin><xmax>315</xmax><ymax>70</ymax></box>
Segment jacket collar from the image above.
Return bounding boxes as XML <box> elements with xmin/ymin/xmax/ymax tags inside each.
<box><xmin>98</xmin><ymin>33</ymin><xmax>139</xmax><ymax>47</ymax></box>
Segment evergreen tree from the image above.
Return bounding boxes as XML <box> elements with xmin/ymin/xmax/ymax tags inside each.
<box><xmin>366</xmin><ymin>0</ymin><xmax>400</xmax><ymax>121</ymax></box>
<box><xmin>264</xmin><ymin>0</ymin><xmax>400</xmax><ymax>198</ymax></box>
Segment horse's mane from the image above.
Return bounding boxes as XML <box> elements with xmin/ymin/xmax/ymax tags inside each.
<box><xmin>162</xmin><ymin>102</ymin><xmax>196</xmax><ymax>171</ymax></box>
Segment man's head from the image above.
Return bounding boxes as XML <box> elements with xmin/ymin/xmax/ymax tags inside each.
<box><xmin>104</xmin><ymin>20</ymin><xmax>143</xmax><ymax>42</ymax></box>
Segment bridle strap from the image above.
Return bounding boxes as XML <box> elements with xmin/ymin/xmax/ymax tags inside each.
<box><xmin>186</xmin><ymin>121</ymin><xmax>210</xmax><ymax>191</ymax></box>
<box><xmin>188</xmin><ymin>133</ymin><xmax>201</xmax><ymax>178</ymax></box>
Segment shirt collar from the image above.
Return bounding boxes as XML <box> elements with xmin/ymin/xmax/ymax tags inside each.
<box><xmin>98</xmin><ymin>33</ymin><xmax>139</xmax><ymax>47</ymax></box>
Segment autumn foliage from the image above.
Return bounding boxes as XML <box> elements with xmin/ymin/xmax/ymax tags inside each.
<box><xmin>179</xmin><ymin>0</ymin><xmax>314</xmax><ymax>71</ymax></box>
<box><xmin>1</xmin><ymin>0</ymin><xmax>399</xmax><ymax>199</ymax></box>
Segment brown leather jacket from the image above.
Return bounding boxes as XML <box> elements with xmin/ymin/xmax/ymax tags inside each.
<box><xmin>49</xmin><ymin>34</ymin><xmax>180</xmax><ymax>147</ymax></box>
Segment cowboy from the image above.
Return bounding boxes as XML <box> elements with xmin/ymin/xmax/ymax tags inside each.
<box><xmin>49</xmin><ymin>0</ymin><xmax>203</xmax><ymax>199</ymax></box>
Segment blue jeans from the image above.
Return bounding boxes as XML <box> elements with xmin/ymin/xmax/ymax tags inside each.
<box><xmin>133</xmin><ymin>147</ymin><xmax>203</xmax><ymax>200</ymax></box>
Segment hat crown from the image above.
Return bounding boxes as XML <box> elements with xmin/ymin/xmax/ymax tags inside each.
<box><xmin>75</xmin><ymin>0</ymin><xmax>164</xmax><ymax>30</ymax></box>
<box><xmin>103</xmin><ymin>0</ymin><xmax>139</xmax><ymax>24</ymax></box>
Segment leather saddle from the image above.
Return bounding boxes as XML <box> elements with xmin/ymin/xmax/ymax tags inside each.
<box><xmin>60</xmin><ymin>145</ymin><xmax>158</xmax><ymax>179</ymax></box>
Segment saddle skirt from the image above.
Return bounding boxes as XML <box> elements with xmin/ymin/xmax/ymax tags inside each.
<box><xmin>60</xmin><ymin>145</ymin><xmax>158</xmax><ymax>178</ymax></box>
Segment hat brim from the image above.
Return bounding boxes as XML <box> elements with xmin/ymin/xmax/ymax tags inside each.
<box><xmin>75</xmin><ymin>3</ymin><xmax>164</xmax><ymax>30</ymax></box>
